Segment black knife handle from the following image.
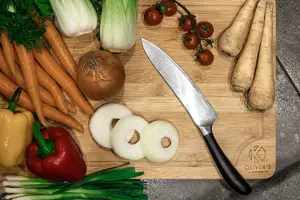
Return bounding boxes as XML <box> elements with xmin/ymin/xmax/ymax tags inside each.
<box><xmin>203</xmin><ymin>132</ymin><xmax>252</xmax><ymax>195</ymax></box>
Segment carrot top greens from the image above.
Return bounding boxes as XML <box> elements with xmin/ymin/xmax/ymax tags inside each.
<box><xmin>32</xmin><ymin>0</ymin><xmax>54</xmax><ymax>17</ymax></box>
<box><xmin>0</xmin><ymin>0</ymin><xmax>102</xmax><ymax>48</ymax></box>
<box><xmin>3</xmin><ymin>0</ymin><xmax>53</xmax><ymax>17</ymax></box>
<box><xmin>0</xmin><ymin>12</ymin><xmax>45</xmax><ymax>50</ymax></box>
<box><xmin>0</xmin><ymin>0</ymin><xmax>53</xmax><ymax>50</ymax></box>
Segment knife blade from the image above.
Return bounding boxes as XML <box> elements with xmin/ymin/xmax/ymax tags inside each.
<box><xmin>142</xmin><ymin>38</ymin><xmax>251</xmax><ymax>195</ymax></box>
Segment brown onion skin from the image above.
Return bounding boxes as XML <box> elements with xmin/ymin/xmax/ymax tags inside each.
<box><xmin>77</xmin><ymin>51</ymin><xmax>125</xmax><ymax>101</ymax></box>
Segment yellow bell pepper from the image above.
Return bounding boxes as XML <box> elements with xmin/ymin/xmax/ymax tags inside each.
<box><xmin>0</xmin><ymin>88</ymin><xmax>34</xmax><ymax>168</ymax></box>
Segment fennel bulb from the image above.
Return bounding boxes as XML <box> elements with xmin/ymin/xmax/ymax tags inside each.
<box><xmin>50</xmin><ymin>0</ymin><xmax>98</xmax><ymax>37</ymax></box>
<box><xmin>100</xmin><ymin>0</ymin><xmax>138</xmax><ymax>53</ymax></box>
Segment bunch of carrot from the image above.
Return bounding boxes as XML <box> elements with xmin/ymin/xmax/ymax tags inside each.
<box><xmin>0</xmin><ymin>18</ymin><xmax>94</xmax><ymax>132</ymax></box>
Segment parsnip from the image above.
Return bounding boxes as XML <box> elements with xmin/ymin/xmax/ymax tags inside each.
<box><xmin>218</xmin><ymin>0</ymin><xmax>259</xmax><ymax>56</ymax></box>
<box><xmin>248</xmin><ymin>3</ymin><xmax>274</xmax><ymax>110</ymax></box>
<box><xmin>231</xmin><ymin>1</ymin><xmax>267</xmax><ymax>92</ymax></box>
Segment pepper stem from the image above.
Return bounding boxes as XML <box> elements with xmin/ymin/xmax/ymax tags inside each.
<box><xmin>8</xmin><ymin>88</ymin><xmax>22</xmax><ymax>114</ymax></box>
<box><xmin>32</xmin><ymin>122</ymin><xmax>55</xmax><ymax>158</ymax></box>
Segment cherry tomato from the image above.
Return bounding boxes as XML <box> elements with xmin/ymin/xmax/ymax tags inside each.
<box><xmin>179</xmin><ymin>15</ymin><xmax>197</xmax><ymax>31</ymax></box>
<box><xmin>144</xmin><ymin>7</ymin><xmax>163</xmax><ymax>26</ymax></box>
<box><xmin>161</xmin><ymin>0</ymin><xmax>178</xmax><ymax>16</ymax></box>
<box><xmin>183</xmin><ymin>32</ymin><xmax>200</xmax><ymax>50</ymax></box>
<box><xmin>196</xmin><ymin>21</ymin><xmax>214</xmax><ymax>38</ymax></box>
<box><xmin>197</xmin><ymin>49</ymin><xmax>214</xmax><ymax>66</ymax></box>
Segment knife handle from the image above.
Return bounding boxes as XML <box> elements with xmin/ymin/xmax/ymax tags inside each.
<box><xmin>203</xmin><ymin>130</ymin><xmax>252</xmax><ymax>195</ymax></box>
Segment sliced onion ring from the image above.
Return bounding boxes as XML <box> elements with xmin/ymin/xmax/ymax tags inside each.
<box><xmin>89</xmin><ymin>103</ymin><xmax>132</xmax><ymax>149</ymax></box>
<box><xmin>141</xmin><ymin>121</ymin><xmax>179</xmax><ymax>163</ymax></box>
<box><xmin>110</xmin><ymin>115</ymin><xmax>149</xmax><ymax>160</ymax></box>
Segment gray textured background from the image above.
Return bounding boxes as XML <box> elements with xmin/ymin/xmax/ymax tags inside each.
<box><xmin>147</xmin><ymin>0</ymin><xmax>300</xmax><ymax>199</ymax></box>
<box><xmin>0</xmin><ymin>0</ymin><xmax>297</xmax><ymax>199</ymax></box>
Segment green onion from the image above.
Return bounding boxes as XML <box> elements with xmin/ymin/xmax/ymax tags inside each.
<box><xmin>2</xmin><ymin>163</ymin><xmax>147</xmax><ymax>200</ymax></box>
<box><xmin>3</xmin><ymin>194</ymin><xmax>26</xmax><ymax>200</ymax></box>
<box><xmin>82</xmin><ymin>181</ymin><xmax>146</xmax><ymax>190</ymax></box>
<box><xmin>4</xmin><ymin>176</ymin><xmax>50</xmax><ymax>182</ymax></box>
<box><xmin>11</xmin><ymin>193</ymin><xmax>88</xmax><ymax>200</ymax></box>
<box><xmin>4</xmin><ymin>188</ymin><xmax>59</xmax><ymax>195</ymax></box>
<box><xmin>89</xmin><ymin>167</ymin><xmax>144</xmax><ymax>181</ymax></box>
<box><xmin>10</xmin><ymin>192</ymin><xmax>147</xmax><ymax>200</ymax></box>
<box><xmin>67</xmin><ymin>187</ymin><xmax>145</xmax><ymax>197</ymax></box>
<box><xmin>3</xmin><ymin>181</ymin><xmax>66</xmax><ymax>188</ymax></box>
<box><xmin>54</xmin><ymin>162</ymin><xmax>131</xmax><ymax>193</ymax></box>
<box><xmin>56</xmin><ymin>168</ymin><xmax>144</xmax><ymax>193</ymax></box>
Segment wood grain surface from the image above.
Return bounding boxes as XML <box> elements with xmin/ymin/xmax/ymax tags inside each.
<box><xmin>0</xmin><ymin>0</ymin><xmax>276</xmax><ymax>179</ymax></box>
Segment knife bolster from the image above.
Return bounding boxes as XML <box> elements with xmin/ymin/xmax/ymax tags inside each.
<box><xmin>199</xmin><ymin>125</ymin><xmax>212</xmax><ymax>136</ymax></box>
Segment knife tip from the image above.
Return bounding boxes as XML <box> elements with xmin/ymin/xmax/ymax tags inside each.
<box><xmin>141</xmin><ymin>37</ymin><xmax>148</xmax><ymax>44</ymax></box>
<box><xmin>141</xmin><ymin>38</ymin><xmax>149</xmax><ymax>49</ymax></box>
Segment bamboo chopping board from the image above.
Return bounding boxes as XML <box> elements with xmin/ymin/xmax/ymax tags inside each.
<box><xmin>0</xmin><ymin>0</ymin><xmax>276</xmax><ymax>179</ymax></box>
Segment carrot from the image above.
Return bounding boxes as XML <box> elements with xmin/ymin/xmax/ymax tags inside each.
<box><xmin>14</xmin><ymin>42</ymin><xmax>47</xmax><ymax>126</ymax></box>
<box><xmin>41</xmin><ymin>19</ymin><xmax>77</xmax><ymax>80</ymax></box>
<box><xmin>218</xmin><ymin>0</ymin><xmax>259</xmax><ymax>57</ymax></box>
<box><xmin>248</xmin><ymin>3</ymin><xmax>275</xmax><ymax>110</ymax></box>
<box><xmin>33</xmin><ymin>45</ymin><xmax>94</xmax><ymax>115</ymax></box>
<box><xmin>14</xmin><ymin>50</ymin><xmax>76</xmax><ymax>113</ymax></box>
<box><xmin>35</xmin><ymin>61</ymin><xmax>76</xmax><ymax>114</ymax></box>
<box><xmin>15</xmin><ymin>63</ymin><xmax>58</xmax><ymax>108</ymax></box>
<box><xmin>0</xmin><ymin>47</ymin><xmax>57</xmax><ymax>107</ymax></box>
<box><xmin>230</xmin><ymin>1</ymin><xmax>267</xmax><ymax>92</ymax></box>
<box><xmin>0</xmin><ymin>46</ymin><xmax>13</xmax><ymax>78</ymax></box>
<box><xmin>0</xmin><ymin>32</ymin><xmax>16</xmax><ymax>75</ymax></box>
<box><xmin>0</xmin><ymin>72</ymin><xmax>83</xmax><ymax>132</ymax></box>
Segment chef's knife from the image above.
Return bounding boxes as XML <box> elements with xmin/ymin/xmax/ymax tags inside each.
<box><xmin>141</xmin><ymin>38</ymin><xmax>251</xmax><ymax>195</ymax></box>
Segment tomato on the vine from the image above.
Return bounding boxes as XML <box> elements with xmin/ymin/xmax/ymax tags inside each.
<box><xmin>161</xmin><ymin>0</ymin><xmax>178</xmax><ymax>16</ymax></box>
<box><xmin>196</xmin><ymin>21</ymin><xmax>214</xmax><ymax>38</ymax></box>
<box><xmin>183</xmin><ymin>32</ymin><xmax>200</xmax><ymax>50</ymax></box>
<box><xmin>196</xmin><ymin>49</ymin><xmax>214</xmax><ymax>66</ymax></box>
<box><xmin>144</xmin><ymin>7</ymin><xmax>163</xmax><ymax>26</ymax></box>
<box><xmin>143</xmin><ymin>0</ymin><xmax>215</xmax><ymax>66</ymax></box>
<box><xmin>179</xmin><ymin>15</ymin><xmax>196</xmax><ymax>31</ymax></box>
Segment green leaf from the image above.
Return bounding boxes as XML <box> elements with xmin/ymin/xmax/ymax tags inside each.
<box><xmin>54</xmin><ymin>162</ymin><xmax>130</xmax><ymax>194</ymax></box>
<box><xmin>0</xmin><ymin>11</ymin><xmax>46</xmax><ymax>50</ymax></box>
<box><xmin>34</xmin><ymin>0</ymin><xmax>54</xmax><ymax>17</ymax></box>
<box><xmin>0</xmin><ymin>0</ymin><xmax>53</xmax><ymax>50</ymax></box>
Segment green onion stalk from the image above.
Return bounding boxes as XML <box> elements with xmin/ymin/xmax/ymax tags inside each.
<box><xmin>2</xmin><ymin>163</ymin><xmax>148</xmax><ymax>200</ymax></box>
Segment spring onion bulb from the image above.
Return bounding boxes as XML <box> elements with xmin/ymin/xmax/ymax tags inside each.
<box><xmin>100</xmin><ymin>0</ymin><xmax>138</xmax><ymax>52</ymax></box>
<box><xmin>49</xmin><ymin>0</ymin><xmax>98</xmax><ymax>37</ymax></box>
<box><xmin>4</xmin><ymin>188</ymin><xmax>58</xmax><ymax>195</ymax></box>
<box><xmin>3</xmin><ymin>181</ymin><xmax>60</xmax><ymax>188</ymax></box>
<box><xmin>3</xmin><ymin>194</ymin><xmax>26</xmax><ymax>200</ymax></box>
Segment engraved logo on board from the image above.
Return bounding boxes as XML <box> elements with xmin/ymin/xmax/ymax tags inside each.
<box><xmin>245</xmin><ymin>145</ymin><xmax>271</xmax><ymax>174</ymax></box>
<box><xmin>248</xmin><ymin>145</ymin><xmax>266</xmax><ymax>163</ymax></box>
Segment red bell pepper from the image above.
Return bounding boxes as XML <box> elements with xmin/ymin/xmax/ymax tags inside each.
<box><xmin>26</xmin><ymin>122</ymin><xmax>87</xmax><ymax>182</ymax></box>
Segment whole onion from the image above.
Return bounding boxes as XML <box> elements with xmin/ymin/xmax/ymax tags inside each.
<box><xmin>77</xmin><ymin>51</ymin><xmax>125</xmax><ymax>101</ymax></box>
